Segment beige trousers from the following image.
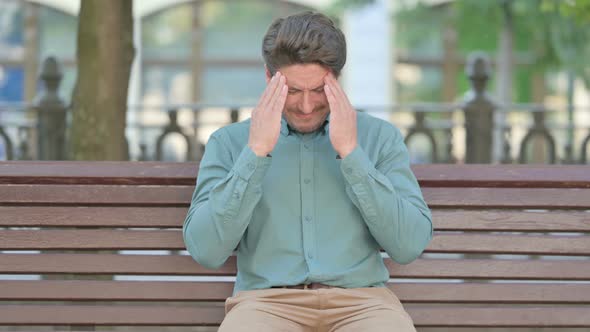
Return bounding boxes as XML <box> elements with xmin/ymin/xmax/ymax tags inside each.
<box><xmin>218</xmin><ymin>287</ymin><xmax>417</xmax><ymax>332</ymax></box>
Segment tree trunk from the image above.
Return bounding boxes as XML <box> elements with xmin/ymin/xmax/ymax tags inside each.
<box><xmin>68</xmin><ymin>0</ymin><xmax>134</xmax><ymax>160</ymax></box>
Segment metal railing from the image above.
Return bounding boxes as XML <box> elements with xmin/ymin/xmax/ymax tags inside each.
<box><xmin>0</xmin><ymin>54</ymin><xmax>589</xmax><ymax>164</ymax></box>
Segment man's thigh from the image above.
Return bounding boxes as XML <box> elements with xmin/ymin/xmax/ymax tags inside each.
<box><xmin>219</xmin><ymin>303</ymin><xmax>309</xmax><ymax>332</ymax></box>
<box><xmin>324</xmin><ymin>287</ymin><xmax>417</xmax><ymax>332</ymax></box>
<box><xmin>219</xmin><ymin>289</ymin><xmax>316</xmax><ymax>332</ymax></box>
<box><xmin>329</xmin><ymin>308</ymin><xmax>417</xmax><ymax>332</ymax></box>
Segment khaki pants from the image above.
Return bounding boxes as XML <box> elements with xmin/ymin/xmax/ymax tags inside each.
<box><xmin>219</xmin><ymin>287</ymin><xmax>417</xmax><ymax>332</ymax></box>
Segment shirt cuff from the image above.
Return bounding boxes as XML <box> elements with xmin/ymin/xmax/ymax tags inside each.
<box><xmin>340</xmin><ymin>145</ymin><xmax>374</xmax><ymax>185</ymax></box>
<box><xmin>232</xmin><ymin>145</ymin><xmax>272</xmax><ymax>183</ymax></box>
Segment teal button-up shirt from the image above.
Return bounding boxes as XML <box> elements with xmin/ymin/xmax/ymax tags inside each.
<box><xmin>183</xmin><ymin>112</ymin><xmax>433</xmax><ymax>295</ymax></box>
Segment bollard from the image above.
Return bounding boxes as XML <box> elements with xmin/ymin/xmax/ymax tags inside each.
<box><xmin>34</xmin><ymin>56</ymin><xmax>67</xmax><ymax>160</ymax></box>
<box><xmin>462</xmin><ymin>52</ymin><xmax>497</xmax><ymax>164</ymax></box>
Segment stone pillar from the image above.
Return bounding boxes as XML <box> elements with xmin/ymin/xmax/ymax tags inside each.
<box><xmin>34</xmin><ymin>56</ymin><xmax>67</xmax><ymax>160</ymax></box>
<box><xmin>462</xmin><ymin>52</ymin><xmax>497</xmax><ymax>164</ymax></box>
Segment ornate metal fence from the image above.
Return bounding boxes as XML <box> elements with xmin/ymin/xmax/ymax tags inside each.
<box><xmin>0</xmin><ymin>54</ymin><xmax>589</xmax><ymax>164</ymax></box>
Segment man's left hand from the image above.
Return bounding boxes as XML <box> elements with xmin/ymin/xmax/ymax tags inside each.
<box><xmin>325</xmin><ymin>73</ymin><xmax>357</xmax><ymax>158</ymax></box>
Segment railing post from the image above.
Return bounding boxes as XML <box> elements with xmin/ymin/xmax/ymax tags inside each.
<box><xmin>444</xmin><ymin>128</ymin><xmax>455</xmax><ymax>164</ymax></box>
<box><xmin>500</xmin><ymin>127</ymin><xmax>513</xmax><ymax>164</ymax></box>
<box><xmin>17</xmin><ymin>127</ymin><xmax>32</xmax><ymax>160</ymax></box>
<box><xmin>34</xmin><ymin>56</ymin><xmax>67</xmax><ymax>160</ymax></box>
<box><xmin>581</xmin><ymin>132</ymin><xmax>590</xmax><ymax>164</ymax></box>
<box><xmin>155</xmin><ymin>109</ymin><xmax>194</xmax><ymax>161</ymax></box>
<box><xmin>462</xmin><ymin>52</ymin><xmax>496</xmax><ymax>163</ymax></box>
<box><xmin>0</xmin><ymin>126</ymin><xmax>14</xmax><ymax>160</ymax></box>
<box><xmin>518</xmin><ymin>110</ymin><xmax>556</xmax><ymax>164</ymax></box>
<box><xmin>404</xmin><ymin>111</ymin><xmax>438</xmax><ymax>163</ymax></box>
<box><xmin>230</xmin><ymin>108</ymin><xmax>239</xmax><ymax>124</ymax></box>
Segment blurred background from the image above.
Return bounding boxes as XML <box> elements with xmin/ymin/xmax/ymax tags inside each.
<box><xmin>0</xmin><ymin>0</ymin><xmax>589</xmax><ymax>164</ymax></box>
<box><xmin>0</xmin><ymin>3</ymin><xmax>589</xmax><ymax>332</ymax></box>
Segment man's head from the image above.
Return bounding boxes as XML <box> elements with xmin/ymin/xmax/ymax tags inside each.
<box><xmin>262</xmin><ymin>11</ymin><xmax>346</xmax><ymax>133</ymax></box>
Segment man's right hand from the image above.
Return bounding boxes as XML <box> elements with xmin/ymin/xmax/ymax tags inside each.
<box><xmin>248</xmin><ymin>72</ymin><xmax>288</xmax><ymax>157</ymax></box>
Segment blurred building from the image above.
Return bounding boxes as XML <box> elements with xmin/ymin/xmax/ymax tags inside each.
<box><xmin>0</xmin><ymin>0</ymin><xmax>588</xmax><ymax>163</ymax></box>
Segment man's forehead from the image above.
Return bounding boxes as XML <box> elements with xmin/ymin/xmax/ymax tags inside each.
<box><xmin>288</xmin><ymin>82</ymin><xmax>325</xmax><ymax>90</ymax></box>
<box><xmin>278</xmin><ymin>63</ymin><xmax>331</xmax><ymax>89</ymax></box>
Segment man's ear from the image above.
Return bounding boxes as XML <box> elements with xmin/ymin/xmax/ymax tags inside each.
<box><xmin>264</xmin><ymin>65</ymin><xmax>272</xmax><ymax>84</ymax></box>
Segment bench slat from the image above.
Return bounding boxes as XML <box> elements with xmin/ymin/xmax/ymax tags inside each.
<box><xmin>2</xmin><ymin>254</ymin><xmax>589</xmax><ymax>279</ymax></box>
<box><xmin>0</xmin><ymin>206</ymin><xmax>186</xmax><ymax>228</ymax></box>
<box><xmin>386</xmin><ymin>258</ymin><xmax>590</xmax><ymax>280</ymax></box>
<box><xmin>0</xmin><ymin>161</ymin><xmax>198</xmax><ymax>185</ymax></box>
<box><xmin>0</xmin><ymin>185</ymin><xmax>194</xmax><ymax>205</ymax></box>
<box><xmin>2</xmin><ymin>230</ymin><xmax>588</xmax><ymax>256</ymax></box>
<box><xmin>407</xmin><ymin>306</ymin><xmax>590</xmax><ymax>327</ymax></box>
<box><xmin>0</xmin><ymin>305</ymin><xmax>223</xmax><ymax>326</ymax></box>
<box><xmin>0</xmin><ymin>305</ymin><xmax>588</xmax><ymax>327</ymax></box>
<box><xmin>428</xmin><ymin>233</ymin><xmax>590</xmax><ymax>255</ymax></box>
<box><xmin>413</xmin><ymin>164</ymin><xmax>590</xmax><ymax>188</ymax></box>
<box><xmin>432</xmin><ymin>209</ymin><xmax>590</xmax><ymax>232</ymax></box>
<box><xmin>2</xmin><ymin>206</ymin><xmax>589</xmax><ymax>232</ymax></box>
<box><xmin>425</xmin><ymin>188</ymin><xmax>590</xmax><ymax>208</ymax></box>
<box><xmin>1</xmin><ymin>280</ymin><xmax>588</xmax><ymax>303</ymax></box>
<box><xmin>2</xmin><ymin>162</ymin><xmax>589</xmax><ymax>188</ymax></box>
<box><xmin>2</xmin><ymin>185</ymin><xmax>590</xmax><ymax>208</ymax></box>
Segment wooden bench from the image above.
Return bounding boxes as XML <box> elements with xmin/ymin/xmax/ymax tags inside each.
<box><xmin>0</xmin><ymin>161</ymin><xmax>589</xmax><ymax>331</ymax></box>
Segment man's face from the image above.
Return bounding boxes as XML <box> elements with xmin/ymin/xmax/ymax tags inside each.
<box><xmin>266</xmin><ymin>63</ymin><xmax>331</xmax><ymax>134</ymax></box>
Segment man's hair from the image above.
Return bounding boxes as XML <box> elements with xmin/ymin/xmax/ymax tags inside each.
<box><xmin>262</xmin><ymin>11</ymin><xmax>346</xmax><ymax>77</ymax></box>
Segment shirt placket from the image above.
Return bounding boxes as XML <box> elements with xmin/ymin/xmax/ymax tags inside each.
<box><xmin>300</xmin><ymin>134</ymin><xmax>316</xmax><ymax>268</ymax></box>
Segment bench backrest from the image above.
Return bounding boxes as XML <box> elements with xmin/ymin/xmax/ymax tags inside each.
<box><xmin>0</xmin><ymin>162</ymin><xmax>589</xmax><ymax>329</ymax></box>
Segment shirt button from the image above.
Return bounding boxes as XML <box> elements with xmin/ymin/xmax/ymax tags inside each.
<box><xmin>233</xmin><ymin>191</ymin><xmax>240</xmax><ymax>199</ymax></box>
<box><xmin>304</xmin><ymin>178</ymin><xmax>311</xmax><ymax>184</ymax></box>
<box><xmin>305</xmin><ymin>216</ymin><xmax>312</xmax><ymax>222</ymax></box>
<box><xmin>304</xmin><ymin>144</ymin><xmax>310</xmax><ymax>149</ymax></box>
<box><xmin>248</xmin><ymin>163</ymin><xmax>255</xmax><ymax>170</ymax></box>
<box><xmin>308</xmin><ymin>253</ymin><xmax>313</xmax><ymax>259</ymax></box>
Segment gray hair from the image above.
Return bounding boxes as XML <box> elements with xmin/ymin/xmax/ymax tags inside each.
<box><xmin>262</xmin><ymin>11</ymin><xmax>347</xmax><ymax>77</ymax></box>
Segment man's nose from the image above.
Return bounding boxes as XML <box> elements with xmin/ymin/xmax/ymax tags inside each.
<box><xmin>301</xmin><ymin>92</ymin><xmax>313</xmax><ymax>114</ymax></box>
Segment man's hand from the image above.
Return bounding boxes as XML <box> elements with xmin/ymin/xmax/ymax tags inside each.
<box><xmin>248</xmin><ymin>72</ymin><xmax>288</xmax><ymax>157</ymax></box>
<box><xmin>324</xmin><ymin>73</ymin><xmax>357</xmax><ymax>158</ymax></box>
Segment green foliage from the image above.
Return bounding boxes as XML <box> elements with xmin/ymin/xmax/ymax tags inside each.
<box><xmin>539</xmin><ymin>0</ymin><xmax>590</xmax><ymax>87</ymax></box>
<box><xmin>396</xmin><ymin>0</ymin><xmax>590</xmax><ymax>100</ymax></box>
<box><xmin>541</xmin><ymin>0</ymin><xmax>590</xmax><ymax>24</ymax></box>
<box><xmin>326</xmin><ymin>0</ymin><xmax>375</xmax><ymax>17</ymax></box>
<box><xmin>395</xmin><ymin>1</ymin><xmax>447</xmax><ymax>56</ymax></box>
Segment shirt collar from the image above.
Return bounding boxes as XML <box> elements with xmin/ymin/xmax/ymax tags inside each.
<box><xmin>280</xmin><ymin>113</ymin><xmax>331</xmax><ymax>136</ymax></box>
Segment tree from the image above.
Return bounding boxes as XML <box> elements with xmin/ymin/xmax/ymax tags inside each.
<box><xmin>68</xmin><ymin>0</ymin><xmax>135</xmax><ymax>160</ymax></box>
<box><xmin>395</xmin><ymin>0</ymin><xmax>590</xmax><ymax>95</ymax></box>
<box><xmin>542</xmin><ymin>0</ymin><xmax>590</xmax><ymax>24</ymax></box>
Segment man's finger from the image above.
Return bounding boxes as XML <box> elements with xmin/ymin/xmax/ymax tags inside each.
<box><xmin>272</xmin><ymin>84</ymin><xmax>288</xmax><ymax>115</ymax></box>
<box><xmin>326</xmin><ymin>73</ymin><xmax>348</xmax><ymax>104</ymax></box>
<box><xmin>267</xmin><ymin>74</ymin><xmax>286</xmax><ymax>113</ymax></box>
<box><xmin>324</xmin><ymin>83</ymin><xmax>339</xmax><ymax>113</ymax></box>
<box><xmin>258</xmin><ymin>72</ymin><xmax>281</xmax><ymax>110</ymax></box>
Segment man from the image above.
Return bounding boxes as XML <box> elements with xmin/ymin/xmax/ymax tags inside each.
<box><xmin>183</xmin><ymin>11</ymin><xmax>433</xmax><ymax>332</ymax></box>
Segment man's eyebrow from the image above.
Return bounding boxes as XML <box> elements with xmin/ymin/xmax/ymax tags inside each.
<box><xmin>288</xmin><ymin>84</ymin><xmax>325</xmax><ymax>91</ymax></box>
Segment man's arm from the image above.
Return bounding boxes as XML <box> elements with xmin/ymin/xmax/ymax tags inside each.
<box><xmin>340</xmin><ymin>131</ymin><xmax>433</xmax><ymax>265</ymax></box>
<box><xmin>324</xmin><ymin>73</ymin><xmax>432</xmax><ymax>265</ymax></box>
<box><xmin>182</xmin><ymin>133</ymin><xmax>271</xmax><ymax>269</ymax></box>
<box><xmin>183</xmin><ymin>72</ymin><xmax>287</xmax><ymax>269</ymax></box>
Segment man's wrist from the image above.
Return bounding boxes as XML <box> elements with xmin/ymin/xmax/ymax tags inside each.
<box><xmin>248</xmin><ymin>143</ymin><xmax>270</xmax><ymax>157</ymax></box>
<box><xmin>337</xmin><ymin>144</ymin><xmax>357</xmax><ymax>159</ymax></box>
